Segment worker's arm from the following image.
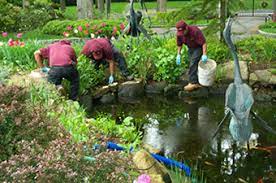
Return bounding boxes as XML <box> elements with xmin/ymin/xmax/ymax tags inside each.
<box><xmin>34</xmin><ymin>50</ymin><xmax>44</xmax><ymax>68</ymax></box>
<box><xmin>202</xmin><ymin>43</ymin><xmax>207</xmax><ymax>55</ymax></box>
<box><xmin>107</xmin><ymin>59</ymin><xmax>115</xmax><ymax>84</ymax></box>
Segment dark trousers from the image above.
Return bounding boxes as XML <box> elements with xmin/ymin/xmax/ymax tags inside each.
<box><xmin>92</xmin><ymin>46</ymin><xmax>130</xmax><ymax>77</ymax></box>
<box><xmin>188</xmin><ymin>47</ymin><xmax>203</xmax><ymax>84</ymax></box>
<box><xmin>48</xmin><ymin>65</ymin><xmax>79</xmax><ymax>101</ymax></box>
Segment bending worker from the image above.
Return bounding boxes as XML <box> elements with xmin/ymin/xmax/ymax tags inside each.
<box><xmin>81</xmin><ymin>38</ymin><xmax>133</xmax><ymax>84</ymax></box>
<box><xmin>176</xmin><ymin>20</ymin><xmax>208</xmax><ymax>91</ymax></box>
<box><xmin>34</xmin><ymin>40</ymin><xmax>79</xmax><ymax>101</ymax></box>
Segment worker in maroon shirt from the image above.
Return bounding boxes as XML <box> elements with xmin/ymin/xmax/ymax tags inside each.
<box><xmin>176</xmin><ymin>20</ymin><xmax>208</xmax><ymax>91</ymax></box>
<box><xmin>34</xmin><ymin>40</ymin><xmax>79</xmax><ymax>101</ymax></box>
<box><xmin>81</xmin><ymin>38</ymin><xmax>133</xmax><ymax>84</ymax></box>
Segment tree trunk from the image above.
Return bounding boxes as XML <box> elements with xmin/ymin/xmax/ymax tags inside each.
<box><xmin>219</xmin><ymin>0</ymin><xmax>227</xmax><ymax>42</ymax></box>
<box><xmin>98</xmin><ymin>0</ymin><xmax>104</xmax><ymax>13</ymax></box>
<box><xmin>159</xmin><ymin>0</ymin><xmax>167</xmax><ymax>12</ymax></box>
<box><xmin>273</xmin><ymin>0</ymin><xmax>276</xmax><ymax>22</ymax></box>
<box><xmin>106</xmin><ymin>0</ymin><xmax>111</xmax><ymax>18</ymax></box>
<box><xmin>23</xmin><ymin>0</ymin><xmax>30</xmax><ymax>9</ymax></box>
<box><xmin>77</xmin><ymin>0</ymin><xmax>93</xmax><ymax>19</ymax></box>
<box><xmin>157</xmin><ymin>0</ymin><xmax>160</xmax><ymax>11</ymax></box>
<box><xmin>60</xmin><ymin>0</ymin><xmax>66</xmax><ymax>12</ymax></box>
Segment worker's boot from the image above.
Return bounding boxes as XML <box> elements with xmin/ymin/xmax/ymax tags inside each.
<box><xmin>184</xmin><ymin>83</ymin><xmax>201</xmax><ymax>91</ymax></box>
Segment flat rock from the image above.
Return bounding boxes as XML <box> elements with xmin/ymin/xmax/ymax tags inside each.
<box><xmin>118</xmin><ymin>79</ymin><xmax>144</xmax><ymax>98</ymax></box>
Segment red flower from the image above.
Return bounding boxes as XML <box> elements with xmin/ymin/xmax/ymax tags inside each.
<box><xmin>101</xmin><ymin>23</ymin><xmax>106</xmax><ymax>27</ymax></box>
<box><xmin>98</xmin><ymin>29</ymin><xmax>102</xmax><ymax>33</ymax></box>
<box><xmin>120</xmin><ymin>23</ymin><xmax>125</xmax><ymax>31</ymax></box>
<box><xmin>2</xmin><ymin>32</ymin><xmax>8</xmax><ymax>37</ymax></box>
<box><xmin>8</xmin><ymin>39</ymin><xmax>14</xmax><ymax>46</ymax></box>
<box><xmin>84</xmin><ymin>30</ymin><xmax>89</xmax><ymax>35</ymax></box>
<box><xmin>85</xmin><ymin>23</ymin><xmax>90</xmax><ymax>28</ymax></box>
<box><xmin>78</xmin><ymin>26</ymin><xmax>83</xmax><ymax>32</ymax></box>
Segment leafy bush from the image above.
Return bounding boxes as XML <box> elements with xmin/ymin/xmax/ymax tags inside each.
<box><xmin>236</xmin><ymin>35</ymin><xmax>276</xmax><ymax>63</ymax></box>
<box><xmin>259</xmin><ymin>21</ymin><xmax>276</xmax><ymax>33</ymax></box>
<box><xmin>42</xmin><ymin>19</ymin><xmax>125</xmax><ymax>39</ymax></box>
<box><xmin>0</xmin><ymin>0</ymin><xmax>61</xmax><ymax>32</ymax></box>
<box><xmin>76</xmin><ymin>55</ymin><xmax>105</xmax><ymax>95</ymax></box>
<box><xmin>206</xmin><ymin>37</ymin><xmax>230</xmax><ymax>63</ymax></box>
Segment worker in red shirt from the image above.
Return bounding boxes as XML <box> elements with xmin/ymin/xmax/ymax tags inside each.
<box><xmin>176</xmin><ymin>20</ymin><xmax>208</xmax><ymax>91</ymax></box>
<box><xmin>81</xmin><ymin>38</ymin><xmax>133</xmax><ymax>84</ymax></box>
<box><xmin>34</xmin><ymin>40</ymin><xmax>79</xmax><ymax>101</ymax></box>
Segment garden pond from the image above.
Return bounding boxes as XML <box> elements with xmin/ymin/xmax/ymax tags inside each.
<box><xmin>86</xmin><ymin>95</ymin><xmax>276</xmax><ymax>182</ymax></box>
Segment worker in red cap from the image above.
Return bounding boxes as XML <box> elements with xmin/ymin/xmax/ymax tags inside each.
<box><xmin>34</xmin><ymin>40</ymin><xmax>79</xmax><ymax>100</ymax></box>
<box><xmin>176</xmin><ymin>20</ymin><xmax>208</xmax><ymax>91</ymax></box>
<box><xmin>81</xmin><ymin>38</ymin><xmax>133</xmax><ymax>84</ymax></box>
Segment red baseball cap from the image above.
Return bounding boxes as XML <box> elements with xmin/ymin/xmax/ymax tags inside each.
<box><xmin>90</xmin><ymin>42</ymin><xmax>103</xmax><ymax>60</ymax></box>
<box><xmin>176</xmin><ymin>20</ymin><xmax>187</xmax><ymax>36</ymax></box>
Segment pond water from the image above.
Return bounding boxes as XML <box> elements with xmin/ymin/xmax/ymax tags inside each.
<box><xmin>88</xmin><ymin>95</ymin><xmax>276</xmax><ymax>182</ymax></box>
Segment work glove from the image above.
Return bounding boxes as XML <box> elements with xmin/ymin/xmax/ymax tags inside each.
<box><xmin>108</xmin><ymin>74</ymin><xmax>114</xmax><ymax>84</ymax></box>
<box><xmin>201</xmin><ymin>55</ymin><xmax>208</xmax><ymax>63</ymax></box>
<box><xmin>41</xmin><ymin>67</ymin><xmax>50</xmax><ymax>73</ymax></box>
<box><xmin>176</xmin><ymin>54</ymin><xmax>181</xmax><ymax>65</ymax></box>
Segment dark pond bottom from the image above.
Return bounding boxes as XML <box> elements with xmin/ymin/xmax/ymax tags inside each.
<box><xmin>87</xmin><ymin>95</ymin><xmax>276</xmax><ymax>182</ymax></box>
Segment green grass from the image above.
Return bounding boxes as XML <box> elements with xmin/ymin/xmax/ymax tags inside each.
<box><xmin>242</xmin><ymin>0</ymin><xmax>273</xmax><ymax>10</ymax></box>
<box><xmin>259</xmin><ymin>21</ymin><xmax>276</xmax><ymax>33</ymax></box>
<box><xmin>64</xmin><ymin>1</ymin><xmax>191</xmax><ymax>20</ymax></box>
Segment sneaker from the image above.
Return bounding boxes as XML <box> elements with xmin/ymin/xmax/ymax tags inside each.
<box><xmin>126</xmin><ymin>75</ymin><xmax>134</xmax><ymax>81</ymax></box>
<box><xmin>57</xmin><ymin>85</ymin><xmax>66</xmax><ymax>96</ymax></box>
<box><xmin>184</xmin><ymin>83</ymin><xmax>201</xmax><ymax>91</ymax></box>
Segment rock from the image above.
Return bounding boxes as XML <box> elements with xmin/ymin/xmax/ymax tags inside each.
<box><xmin>92</xmin><ymin>82</ymin><xmax>118</xmax><ymax>98</ymax></box>
<box><xmin>118</xmin><ymin>79</ymin><xmax>144</xmax><ymax>98</ymax></box>
<box><xmin>208</xmin><ymin>83</ymin><xmax>228</xmax><ymax>95</ymax></box>
<box><xmin>269</xmin><ymin>74</ymin><xmax>276</xmax><ymax>85</ymax></box>
<box><xmin>79</xmin><ymin>95</ymin><xmax>93</xmax><ymax>111</ymax></box>
<box><xmin>178</xmin><ymin>87</ymin><xmax>209</xmax><ymax>98</ymax></box>
<box><xmin>143</xmin><ymin>143</ymin><xmax>162</xmax><ymax>154</ymax></box>
<box><xmin>100</xmin><ymin>93</ymin><xmax>116</xmax><ymax>104</ymax></box>
<box><xmin>145</xmin><ymin>81</ymin><xmax>167</xmax><ymax>94</ymax></box>
<box><xmin>164</xmin><ymin>84</ymin><xmax>182</xmax><ymax>96</ymax></box>
<box><xmin>249</xmin><ymin>72</ymin><xmax>258</xmax><ymax>85</ymax></box>
<box><xmin>253</xmin><ymin>90</ymin><xmax>272</xmax><ymax>102</ymax></box>
<box><xmin>254</xmin><ymin>70</ymin><xmax>271</xmax><ymax>83</ymax></box>
<box><xmin>133</xmin><ymin>150</ymin><xmax>171</xmax><ymax>183</ymax></box>
<box><xmin>222</xmin><ymin>61</ymin><xmax>249</xmax><ymax>82</ymax></box>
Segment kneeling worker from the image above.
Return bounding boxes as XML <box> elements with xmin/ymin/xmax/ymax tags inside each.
<box><xmin>34</xmin><ymin>40</ymin><xmax>79</xmax><ymax>101</ymax></box>
<box><xmin>81</xmin><ymin>38</ymin><xmax>133</xmax><ymax>84</ymax></box>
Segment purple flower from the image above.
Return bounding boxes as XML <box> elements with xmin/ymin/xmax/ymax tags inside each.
<box><xmin>17</xmin><ymin>33</ymin><xmax>23</xmax><ymax>39</ymax></box>
<box><xmin>2</xmin><ymin>32</ymin><xmax>8</xmax><ymax>37</ymax></box>
<box><xmin>137</xmin><ymin>174</ymin><xmax>151</xmax><ymax>183</ymax></box>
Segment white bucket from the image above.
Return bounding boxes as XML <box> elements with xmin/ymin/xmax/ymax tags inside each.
<box><xmin>198</xmin><ymin>59</ymin><xmax>217</xmax><ymax>86</ymax></box>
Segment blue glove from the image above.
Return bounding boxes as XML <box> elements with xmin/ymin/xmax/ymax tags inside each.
<box><xmin>108</xmin><ymin>75</ymin><xmax>114</xmax><ymax>84</ymax></box>
<box><xmin>176</xmin><ymin>54</ymin><xmax>181</xmax><ymax>65</ymax></box>
<box><xmin>41</xmin><ymin>67</ymin><xmax>50</xmax><ymax>73</ymax></box>
<box><xmin>201</xmin><ymin>55</ymin><xmax>208</xmax><ymax>63</ymax></box>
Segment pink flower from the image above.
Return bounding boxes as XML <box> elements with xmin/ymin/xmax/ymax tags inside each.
<box><xmin>8</xmin><ymin>39</ymin><xmax>14</xmax><ymax>46</ymax></box>
<box><xmin>101</xmin><ymin>23</ymin><xmax>106</xmax><ymax>27</ymax></box>
<box><xmin>78</xmin><ymin>26</ymin><xmax>83</xmax><ymax>32</ymax></box>
<box><xmin>17</xmin><ymin>33</ymin><xmax>23</xmax><ymax>39</ymax></box>
<box><xmin>85</xmin><ymin>23</ymin><xmax>90</xmax><ymax>28</ymax></box>
<box><xmin>120</xmin><ymin>23</ymin><xmax>125</xmax><ymax>31</ymax></box>
<box><xmin>98</xmin><ymin>29</ymin><xmax>102</xmax><ymax>33</ymax></box>
<box><xmin>2</xmin><ymin>32</ymin><xmax>8</xmax><ymax>37</ymax></box>
<box><xmin>67</xmin><ymin>26</ymin><xmax>73</xmax><ymax>31</ymax></box>
<box><xmin>20</xmin><ymin>42</ymin><xmax>25</xmax><ymax>47</ymax></box>
<box><xmin>137</xmin><ymin>174</ymin><xmax>151</xmax><ymax>183</ymax></box>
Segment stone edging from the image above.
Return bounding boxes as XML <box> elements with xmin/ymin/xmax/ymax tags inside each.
<box><xmin>258</xmin><ymin>29</ymin><xmax>276</xmax><ymax>38</ymax></box>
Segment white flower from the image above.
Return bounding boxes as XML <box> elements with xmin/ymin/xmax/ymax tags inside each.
<box><xmin>74</xmin><ymin>29</ymin><xmax>78</xmax><ymax>34</ymax></box>
<box><xmin>0</xmin><ymin>42</ymin><xmax>4</xmax><ymax>46</ymax></box>
<box><xmin>111</xmin><ymin>36</ymin><xmax>115</xmax><ymax>41</ymax></box>
<box><xmin>97</xmin><ymin>36</ymin><xmax>101</xmax><ymax>38</ymax></box>
<box><xmin>90</xmin><ymin>33</ymin><xmax>95</xmax><ymax>38</ymax></box>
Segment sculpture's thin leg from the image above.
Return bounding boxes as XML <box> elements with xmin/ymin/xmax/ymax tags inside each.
<box><xmin>212</xmin><ymin>111</ymin><xmax>230</xmax><ymax>140</ymax></box>
<box><xmin>251</xmin><ymin>111</ymin><xmax>276</xmax><ymax>135</ymax></box>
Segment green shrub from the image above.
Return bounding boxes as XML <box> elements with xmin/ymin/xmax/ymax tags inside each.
<box><xmin>259</xmin><ymin>21</ymin><xmax>276</xmax><ymax>33</ymax></box>
<box><xmin>42</xmin><ymin>19</ymin><xmax>125</xmax><ymax>38</ymax></box>
<box><xmin>206</xmin><ymin>37</ymin><xmax>230</xmax><ymax>63</ymax></box>
<box><xmin>236</xmin><ymin>35</ymin><xmax>276</xmax><ymax>63</ymax></box>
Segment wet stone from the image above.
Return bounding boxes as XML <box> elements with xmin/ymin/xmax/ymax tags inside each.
<box><xmin>145</xmin><ymin>81</ymin><xmax>168</xmax><ymax>94</ymax></box>
<box><xmin>164</xmin><ymin>84</ymin><xmax>182</xmax><ymax>96</ymax></box>
<box><xmin>100</xmin><ymin>93</ymin><xmax>116</xmax><ymax>104</ymax></box>
<box><xmin>118</xmin><ymin>79</ymin><xmax>144</xmax><ymax>98</ymax></box>
<box><xmin>178</xmin><ymin>87</ymin><xmax>209</xmax><ymax>98</ymax></box>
